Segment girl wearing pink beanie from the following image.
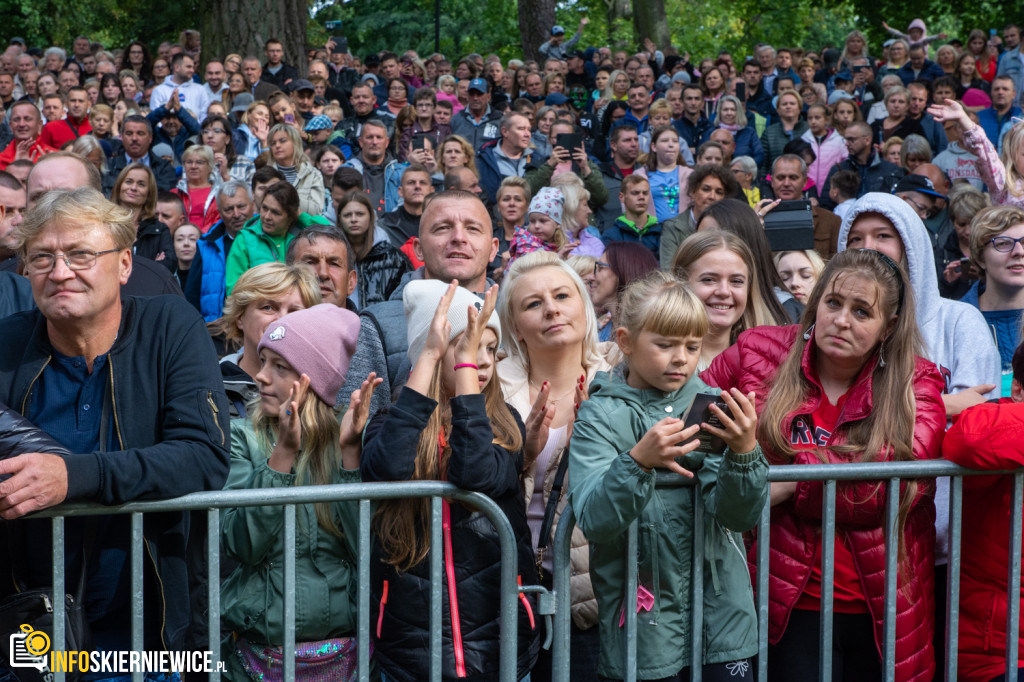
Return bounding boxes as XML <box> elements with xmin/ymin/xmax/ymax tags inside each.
<box><xmin>220</xmin><ymin>303</ymin><xmax>381</xmax><ymax>681</ymax></box>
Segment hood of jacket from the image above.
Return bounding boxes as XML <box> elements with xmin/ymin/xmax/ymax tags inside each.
<box><xmin>837</xmin><ymin>191</ymin><xmax>940</xmax><ymax>329</ymax></box>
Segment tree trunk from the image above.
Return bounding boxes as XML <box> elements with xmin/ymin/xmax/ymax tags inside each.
<box><xmin>631</xmin><ymin>0</ymin><xmax>669</xmax><ymax>53</ymax></box>
<box><xmin>201</xmin><ymin>0</ymin><xmax>307</xmax><ymax>76</ymax></box>
<box><xmin>517</xmin><ymin>0</ymin><xmax>556</xmax><ymax>63</ymax></box>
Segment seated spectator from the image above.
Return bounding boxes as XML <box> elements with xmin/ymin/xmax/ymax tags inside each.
<box><xmin>172</xmin><ymin>222</ymin><xmax>200</xmax><ymax>291</ymax></box>
<box><xmin>872</xmin><ymin>86</ymin><xmax>926</xmax><ymax>146</ymax></box>
<box><xmin>477</xmin><ymin>112</ymin><xmax>533</xmax><ymax>205</ymax></box>
<box><xmin>285</xmin><ymin>223</ymin><xmax>358</xmax><ymax>309</ymax></box>
<box><xmin>730</xmin><ymin>155</ymin><xmax>760</xmax><ymax>207</ymax></box>
<box><xmin>202</xmin><ymin>114</ymin><xmax>255</xmax><ymax>184</ymax></box>
<box><xmin>526</xmin><ymin>120</ymin><xmax>608</xmax><ymax>211</ymax></box>
<box><xmin>595</xmin><ymin>123</ymin><xmax>642</xmax><ymax>232</ymax></box>
<box><xmin>696</xmin><ymin>140</ymin><xmax>725</xmax><ymax>166</ymax></box>
<box><xmin>397</xmin><ymin>87</ymin><xmax>451</xmax><ymax>161</ymax></box>
<box><xmin>768</xmin><ymin>154</ymin><xmax>842</xmax><ymax>260</ymax></box>
<box><xmin>933</xmin><ymin>111</ymin><xmax>985</xmax><ymax>191</ymax></box>
<box><xmin>551</xmin><ymin>173</ymin><xmax>604</xmax><ymax>259</ymax></box>
<box><xmin>225</xmin><ymin>182</ymin><xmax>331</xmax><ymax>294</ymax></box>
<box><xmin>173</xmin><ymin>145</ymin><xmax>223</xmax><ymax>234</ymax></box>
<box><xmin>589</xmin><ymin>241</ymin><xmax>659</xmax><ymax>341</ymax></box>
<box><xmin>103</xmin><ymin>114</ymin><xmax>177</xmax><ymax>193</ymax></box>
<box><xmin>378</xmin><ymin>164</ymin><xmax>435</xmax><ymax>248</ymax></box>
<box><xmin>342</xmin><ymin>119</ymin><xmax>400</xmax><ymax>215</ymax></box>
<box><xmin>802</xmin><ymin>104</ymin><xmax>848</xmax><ymax>191</ymax></box>
<box><xmin>819</xmin><ymin>121</ymin><xmax>905</xmax><ymax>209</ymax></box>
<box><xmin>112</xmin><ymin>163</ymin><xmax>176</xmax><ymax>271</ymax></box>
<box><xmin>899</xmin><ymin>133</ymin><xmax>933</xmax><ymax>174</ymax></box>
<box><xmin>450</xmin><ymin>77</ymin><xmax>503</xmax><ymax>152</ymax></box>
<box><xmin>635</xmin><ymin>126</ymin><xmax>694</xmax><ymax>224</ymax></box>
<box><xmin>508</xmin><ymin>186</ymin><xmax>569</xmax><ymax>264</ymax></box>
<box><xmin>266</xmin><ymin>123</ymin><xmax>325</xmax><ymax>216</ymax></box>
<box><xmin>761</xmin><ymin>90</ymin><xmax>809</xmax><ymax>175</ymax></box>
<box><xmin>660</xmin><ymin>164</ymin><xmax>739</xmax><ymax>268</ymax></box>
<box><xmin>38</xmin><ymin>85</ymin><xmax>92</xmax><ymax>149</ymax></box>
<box><xmin>897</xmin><ymin>45</ymin><xmax>945</xmax><ymax>85</ymax></box>
<box><xmin>773</xmin><ymin>248</ymin><xmax>825</xmax><ymax>305</ymax></box>
<box><xmin>601</xmin><ymin>174</ymin><xmax>659</xmax><ymax>259</ymax></box>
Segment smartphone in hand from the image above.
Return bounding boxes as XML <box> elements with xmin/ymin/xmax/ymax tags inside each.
<box><xmin>682</xmin><ymin>393</ymin><xmax>733</xmax><ymax>455</ymax></box>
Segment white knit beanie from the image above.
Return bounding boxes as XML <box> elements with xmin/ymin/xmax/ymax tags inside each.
<box><xmin>404</xmin><ymin>280</ymin><xmax>502</xmax><ymax>364</ymax></box>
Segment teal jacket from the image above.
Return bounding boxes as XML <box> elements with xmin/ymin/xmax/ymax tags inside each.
<box><xmin>220</xmin><ymin>418</ymin><xmax>360</xmax><ymax>651</ymax></box>
<box><xmin>568</xmin><ymin>369</ymin><xmax>768</xmax><ymax>679</ymax></box>
<box><xmin>224</xmin><ymin>212</ymin><xmax>331</xmax><ymax>295</ymax></box>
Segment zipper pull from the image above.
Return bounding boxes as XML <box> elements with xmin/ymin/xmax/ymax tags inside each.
<box><xmin>43</xmin><ymin>594</ymin><xmax>52</xmax><ymax>612</ymax></box>
<box><xmin>207</xmin><ymin>392</ymin><xmax>219</xmax><ymax>414</ymax></box>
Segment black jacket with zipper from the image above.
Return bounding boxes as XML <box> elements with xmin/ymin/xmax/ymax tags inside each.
<box><xmin>0</xmin><ymin>294</ymin><xmax>230</xmax><ymax>653</ymax></box>
<box><xmin>362</xmin><ymin>388</ymin><xmax>540</xmax><ymax>682</ymax></box>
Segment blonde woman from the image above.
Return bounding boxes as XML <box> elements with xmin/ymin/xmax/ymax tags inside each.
<box><xmin>267</xmin><ymin>123</ymin><xmax>326</xmax><ymax>216</ymax></box>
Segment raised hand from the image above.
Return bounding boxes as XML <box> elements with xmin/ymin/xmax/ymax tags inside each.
<box><xmin>629</xmin><ymin>418</ymin><xmax>701</xmax><ymax>477</ymax></box>
<box><xmin>339</xmin><ymin>372</ymin><xmax>383</xmax><ymax>469</ymax></box>
<box><xmin>524</xmin><ymin>382</ymin><xmax>556</xmax><ymax>467</ymax></box>
<box><xmin>268</xmin><ymin>374</ymin><xmax>311</xmax><ymax>473</ymax></box>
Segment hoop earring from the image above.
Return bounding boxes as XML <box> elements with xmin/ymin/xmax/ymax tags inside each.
<box><xmin>803</xmin><ymin>323</ymin><xmax>815</xmax><ymax>341</ymax></box>
<box><xmin>877</xmin><ymin>342</ymin><xmax>887</xmax><ymax>368</ymax></box>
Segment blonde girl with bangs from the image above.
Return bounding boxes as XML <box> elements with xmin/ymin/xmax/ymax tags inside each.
<box><xmin>701</xmin><ymin>248</ymin><xmax>946</xmax><ymax>681</ymax></box>
<box><xmin>569</xmin><ymin>270</ymin><xmax>767</xmax><ymax>680</ymax></box>
<box><xmin>220</xmin><ymin>304</ymin><xmax>380</xmax><ymax>680</ymax></box>
<box><xmin>361</xmin><ymin>280</ymin><xmax>541</xmax><ymax>681</ymax></box>
<box><xmin>672</xmin><ymin>231</ymin><xmax>777</xmax><ymax>368</ymax></box>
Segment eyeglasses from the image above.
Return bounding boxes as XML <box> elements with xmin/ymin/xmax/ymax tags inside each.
<box><xmin>989</xmin><ymin>236</ymin><xmax>1024</xmax><ymax>253</ymax></box>
<box><xmin>901</xmin><ymin>195</ymin><xmax>934</xmax><ymax>219</ymax></box>
<box><xmin>25</xmin><ymin>248</ymin><xmax>122</xmax><ymax>274</ymax></box>
<box><xmin>593</xmin><ymin>261</ymin><xmax>610</xmax><ymax>276</ymax></box>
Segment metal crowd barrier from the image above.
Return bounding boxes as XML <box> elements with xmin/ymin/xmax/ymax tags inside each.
<box><xmin>30</xmin><ymin>481</ymin><xmax>525</xmax><ymax>682</ymax></box>
<box><xmin>551</xmin><ymin>460</ymin><xmax>1024</xmax><ymax>682</ymax></box>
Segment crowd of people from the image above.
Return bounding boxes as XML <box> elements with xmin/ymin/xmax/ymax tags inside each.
<box><xmin>0</xmin><ymin>16</ymin><xmax>1024</xmax><ymax>682</ymax></box>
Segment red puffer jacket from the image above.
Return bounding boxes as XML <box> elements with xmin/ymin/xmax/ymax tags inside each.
<box><xmin>943</xmin><ymin>398</ymin><xmax>1024</xmax><ymax>682</ymax></box>
<box><xmin>701</xmin><ymin>325</ymin><xmax>946</xmax><ymax>682</ymax></box>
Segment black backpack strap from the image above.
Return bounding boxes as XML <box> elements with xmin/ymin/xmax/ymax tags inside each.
<box><xmin>535</xmin><ymin>449</ymin><xmax>570</xmax><ymax>576</ymax></box>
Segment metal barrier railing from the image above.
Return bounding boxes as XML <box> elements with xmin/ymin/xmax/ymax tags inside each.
<box><xmin>551</xmin><ymin>460</ymin><xmax>1024</xmax><ymax>682</ymax></box>
<box><xmin>28</xmin><ymin>481</ymin><xmax>525</xmax><ymax>682</ymax></box>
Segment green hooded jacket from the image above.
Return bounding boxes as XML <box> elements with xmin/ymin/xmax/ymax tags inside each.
<box><xmin>568</xmin><ymin>368</ymin><xmax>768</xmax><ymax>679</ymax></box>
<box><xmin>225</xmin><ymin>212</ymin><xmax>331</xmax><ymax>295</ymax></box>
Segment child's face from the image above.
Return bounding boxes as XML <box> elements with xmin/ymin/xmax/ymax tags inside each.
<box><xmin>255</xmin><ymin>348</ymin><xmax>302</xmax><ymax>414</ymax></box>
<box><xmin>528</xmin><ymin>212</ymin><xmax>560</xmax><ymax>241</ymax></box>
<box><xmin>617</xmin><ymin>329</ymin><xmax>703</xmax><ymax>393</ymax></box>
<box><xmin>442</xmin><ymin>328</ymin><xmax>498</xmax><ymax>394</ymax></box>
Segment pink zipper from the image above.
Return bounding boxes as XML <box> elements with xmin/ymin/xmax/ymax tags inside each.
<box><xmin>376</xmin><ymin>580</ymin><xmax>389</xmax><ymax>638</ymax></box>
<box><xmin>442</xmin><ymin>500</ymin><xmax>467</xmax><ymax>677</ymax></box>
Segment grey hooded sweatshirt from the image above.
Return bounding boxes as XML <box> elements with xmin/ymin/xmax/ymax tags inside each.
<box><xmin>837</xmin><ymin>192</ymin><xmax>1000</xmax><ymax>563</ymax></box>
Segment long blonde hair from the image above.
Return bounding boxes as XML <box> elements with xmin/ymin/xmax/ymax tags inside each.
<box><xmin>1001</xmin><ymin>120</ymin><xmax>1024</xmax><ymax>198</ymax></box>
<box><xmin>758</xmin><ymin>249</ymin><xmax>923</xmax><ymax>564</ymax></box>
<box><xmin>374</xmin><ymin>351</ymin><xmax>524</xmax><ymax>572</ymax></box>
<box><xmin>671</xmin><ymin>231</ymin><xmax>776</xmax><ymax>343</ymax></box>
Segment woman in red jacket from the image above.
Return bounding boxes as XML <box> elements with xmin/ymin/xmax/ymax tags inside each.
<box><xmin>943</xmin><ymin>344</ymin><xmax>1024</xmax><ymax>682</ymax></box>
<box><xmin>702</xmin><ymin>248</ymin><xmax>947</xmax><ymax>682</ymax></box>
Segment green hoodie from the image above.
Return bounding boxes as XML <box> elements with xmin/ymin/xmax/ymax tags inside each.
<box><xmin>568</xmin><ymin>368</ymin><xmax>768</xmax><ymax>679</ymax></box>
<box><xmin>225</xmin><ymin>212</ymin><xmax>331</xmax><ymax>295</ymax></box>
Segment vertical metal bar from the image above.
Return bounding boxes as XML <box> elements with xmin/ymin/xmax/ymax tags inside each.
<box><xmin>819</xmin><ymin>480</ymin><xmax>836</xmax><ymax>682</ymax></box>
<box><xmin>552</xmin><ymin>507</ymin><xmax>575</xmax><ymax>682</ymax></box>
<box><xmin>625</xmin><ymin>521</ymin><xmax>639</xmax><ymax>682</ymax></box>
<box><xmin>52</xmin><ymin>516</ymin><xmax>66</xmax><ymax>682</ymax></box>
<box><xmin>1006</xmin><ymin>472</ymin><xmax>1024</xmax><ymax>682</ymax></box>
<box><xmin>283</xmin><ymin>504</ymin><xmax>296</xmax><ymax>681</ymax></box>
<box><xmin>691</xmin><ymin>493</ymin><xmax>704</xmax><ymax>682</ymax></box>
<box><xmin>497</xmin><ymin>496</ymin><xmax>519</xmax><ymax>682</ymax></box>
<box><xmin>945</xmin><ymin>476</ymin><xmax>962</xmax><ymax>682</ymax></box>
<box><xmin>131</xmin><ymin>512</ymin><xmax>144</xmax><ymax>682</ymax></box>
<box><xmin>430</xmin><ymin>496</ymin><xmax>443</xmax><ymax>682</ymax></box>
<box><xmin>207</xmin><ymin>508</ymin><xmax>221</xmax><ymax>682</ymax></box>
<box><xmin>882</xmin><ymin>478</ymin><xmax>900</xmax><ymax>682</ymax></box>
<box><xmin>757</xmin><ymin>498</ymin><xmax>770</xmax><ymax>682</ymax></box>
<box><xmin>358</xmin><ymin>499</ymin><xmax>371</xmax><ymax>682</ymax></box>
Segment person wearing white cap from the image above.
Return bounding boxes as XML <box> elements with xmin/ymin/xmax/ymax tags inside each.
<box><xmin>362</xmin><ymin>280</ymin><xmax>541</xmax><ymax>681</ymax></box>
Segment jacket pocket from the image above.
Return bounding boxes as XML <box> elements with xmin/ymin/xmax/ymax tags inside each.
<box><xmin>197</xmin><ymin>389</ymin><xmax>229</xmax><ymax>447</ymax></box>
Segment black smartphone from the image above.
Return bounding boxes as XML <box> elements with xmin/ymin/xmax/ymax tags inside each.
<box><xmin>330</xmin><ymin>37</ymin><xmax>348</xmax><ymax>55</ymax></box>
<box><xmin>682</xmin><ymin>393</ymin><xmax>733</xmax><ymax>455</ymax></box>
<box><xmin>412</xmin><ymin>133</ymin><xmax>428</xmax><ymax>151</ymax></box>
<box><xmin>735</xmin><ymin>81</ymin><xmax>746</xmax><ymax>102</ymax></box>
<box><xmin>555</xmin><ymin>133</ymin><xmax>582</xmax><ymax>154</ymax></box>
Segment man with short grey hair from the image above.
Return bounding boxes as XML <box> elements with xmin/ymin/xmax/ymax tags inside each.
<box><xmin>185</xmin><ymin>179</ymin><xmax>255</xmax><ymax>320</ymax></box>
<box><xmin>769</xmin><ymin>153</ymin><xmax>841</xmax><ymax>259</ymax></box>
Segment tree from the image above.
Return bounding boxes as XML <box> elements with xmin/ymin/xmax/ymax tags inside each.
<box><xmin>200</xmin><ymin>0</ymin><xmax>308</xmax><ymax>74</ymax></box>
<box><xmin>516</xmin><ymin>0</ymin><xmax>556</xmax><ymax>62</ymax></box>
<box><xmin>632</xmin><ymin>0</ymin><xmax>669</xmax><ymax>52</ymax></box>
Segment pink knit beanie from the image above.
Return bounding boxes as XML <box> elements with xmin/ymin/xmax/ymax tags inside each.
<box><xmin>258</xmin><ymin>304</ymin><xmax>360</xmax><ymax>404</ymax></box>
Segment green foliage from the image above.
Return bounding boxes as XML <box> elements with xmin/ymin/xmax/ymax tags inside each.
<box><xmin>0</xmin><ymin>0</ymin><xmax>195</xmax><ymax>50</ymax></box>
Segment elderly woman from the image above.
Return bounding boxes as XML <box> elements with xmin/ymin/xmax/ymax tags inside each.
<box><xmin>704</xmin><ymin>95</ymin><xmax>764</xmax><ymax>167</ymax></box>
<box><xmin>173</xmin><ymin>145</ymin><xmax>222</xmax><ymax>234</ymax></box>
<box><xmin>496</xmin><ymin>250</ymin><xmax>610</xmax><ymax>682</ymax></box>
<box><xmin>112</xmin><ymin>162</ymin><xmax>176</xmax><ymax>271</ymax></box>
<box><xmin>871</xmin><ymin>86</ymin><xmax>924</xmax><ymax>145</ymax></box>
<box><xmin>267</xmin><ymin>123</ymin><xmax>325</xmax><ymax>216</ymax></box>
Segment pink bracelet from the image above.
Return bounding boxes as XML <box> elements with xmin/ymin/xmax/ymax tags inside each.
<box><xmin>453</xmin><ymin>363</ymin><xmax>479</xmax><ymax>370</ymax></box>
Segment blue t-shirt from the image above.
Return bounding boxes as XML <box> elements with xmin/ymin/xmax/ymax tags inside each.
<box><xmin>648</xmin><ymin>169</ymin><xmax>681</xmax><ymax>223</ymax></box>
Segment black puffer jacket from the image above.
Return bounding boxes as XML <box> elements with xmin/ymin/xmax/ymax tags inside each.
<box><xmin>0</xmin><ymin>401</ymin><xmax>70</xmax><ymax>461</ymax></box>
<box><xmin>135</xmin><ymin>217</ymin><xmax>177</xmax><ymax>272</ymax></box>
<box><xmin>362</xmin><ymin>389</ymin><xmax>540</xmax><ymax>682</ymax></box>
<box><xmin>356</xmin><ymin>238</ymin><xmax>411</xmax><ymax>308</ymax></box>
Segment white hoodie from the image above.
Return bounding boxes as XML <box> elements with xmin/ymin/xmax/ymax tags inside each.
<box><xmin>837</xmin><ymin>192</ymin><xmax>1000</xmax><ymax>564</ymax></box>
